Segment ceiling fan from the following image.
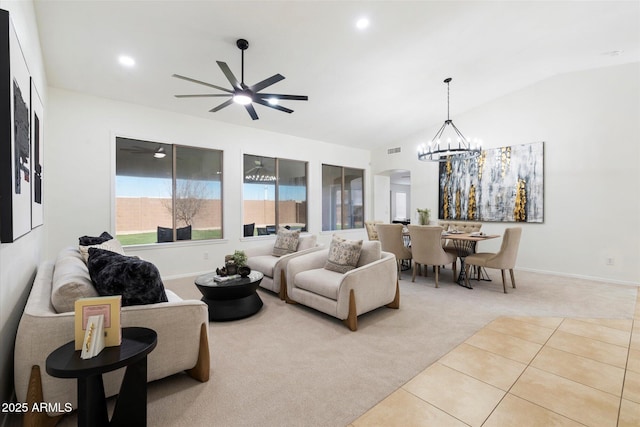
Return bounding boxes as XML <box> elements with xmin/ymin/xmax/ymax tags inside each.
<box><xmin>173</xmin><ymin>39</ymin><xmax>308</xmax><ymax>120</ymax></box>
<box><xmin>120</xmin><ymin>145</ymin><xmax>166</xmax><ymax>158</ymax></box>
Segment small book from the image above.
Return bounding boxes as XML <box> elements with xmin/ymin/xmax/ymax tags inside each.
<box><xmin>80</xmin><ymin>314</ymin><xmax>105</xmax><ymax>359</ymax></box>
<box><xmin>74</xmin><ymin>295</ymin><xmax>122</xmax><ymax>350</ymax></box>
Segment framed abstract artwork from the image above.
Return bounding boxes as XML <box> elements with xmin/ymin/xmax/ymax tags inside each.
<box><xmin>31</xmin><ymin>78</ymin><xmax>43</xmax><ymax>229</ymax></box>
<box><xmin>0</xmin><ymin>9</ymin><xmax>32</xmax><ymax>242</ymax></box>
<box><xmin>438</xmin><ymin>141</ymin><xmax>544</xmax><ymax>223</ymax></box>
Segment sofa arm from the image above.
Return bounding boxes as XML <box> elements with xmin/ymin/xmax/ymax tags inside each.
<box><xmin>335</xmin><ymin>252</ymin><xmax>398</xmax><ymax>319</ymax></box>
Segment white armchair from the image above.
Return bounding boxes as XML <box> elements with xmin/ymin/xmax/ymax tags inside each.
<box><xmin>284</xmin><ymin>240</ymin><xmax>399</xmax><ymax>331</ymax></box>
<box><xmin>245</xmin><ymin>234</ymin><xmax>322</xmax><ymax>300</ymax></box>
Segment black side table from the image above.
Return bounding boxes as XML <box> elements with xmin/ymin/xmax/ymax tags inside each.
<box><xmin>46</xmin><ymin>327</ymin><xmax>157</xmax><ymax>427</ymax></box>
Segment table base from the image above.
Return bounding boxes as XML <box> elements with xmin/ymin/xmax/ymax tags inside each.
<box><xmin>202</xmin><ymin>293</ymin><xmax>263</xmax><ymax>321</ymax></box>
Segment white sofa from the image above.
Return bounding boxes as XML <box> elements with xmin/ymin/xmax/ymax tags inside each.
<box><xmin>285</xmin><ymin>240</ymin><xmax>400</xmax><ymax>331</ymax></box>
<box><xmin>244</xmin><ymin>234</ymin><xmax>322</xmax><ymax>299</ymax></box>
<box><xmin>14</xmin><ymin>247</ymin><xmax>210</xmax><ymax>425</ymax></box>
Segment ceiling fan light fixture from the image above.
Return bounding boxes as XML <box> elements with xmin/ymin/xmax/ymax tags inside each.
<box><xmin>233</xmin><ymin>92</ymin><xmax>253</xmax><ymax>105</ymax></box>
<box><xmin>267</xmin><ymin>97</ymin><xmax>279</xmax><ymax>105</ymax></box>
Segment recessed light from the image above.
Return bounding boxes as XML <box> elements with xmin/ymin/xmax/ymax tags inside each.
<box><xmin>118</xmin><ymin>55</ymin><xmax>136</xmax><ymax>67</ymax></box>
<box><xmin>356</xmin><ymin>17</ymin><xmax>370</xmax><ymax>30</ymax></box>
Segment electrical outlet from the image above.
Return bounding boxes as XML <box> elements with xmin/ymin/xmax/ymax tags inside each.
<box><xmin>606</xmin><ymin>257</ymin><xmax>614</xmax><ymax>266</ymax></box>
<box><xmin>204</xmin><ymin>252</ymin><xmax>209</xmax><ymax>260</ymax></box>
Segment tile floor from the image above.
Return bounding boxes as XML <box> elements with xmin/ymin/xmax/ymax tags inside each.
<box><xmin>351</xmin><ymin>291</ymin><xmax>640</xmax><ymax>427</ymax></box>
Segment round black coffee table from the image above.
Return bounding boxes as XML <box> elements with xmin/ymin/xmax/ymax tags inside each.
<box><xmin>195</xmin><ymin>271</ymin><xmax>264</xmax><ymax>321</ymax></box>
<box><xmin>45</xmin><ymin>327</ymin><xmax>157</xmax><ymax>427</ymax></box>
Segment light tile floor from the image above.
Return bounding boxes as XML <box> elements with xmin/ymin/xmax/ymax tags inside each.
<box><xmin>351</xmin><ymin>291</ymin><xmax>640</xmax><ymax>427</ymax></box>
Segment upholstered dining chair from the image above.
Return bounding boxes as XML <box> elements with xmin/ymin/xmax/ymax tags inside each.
<box><xmin>364</xmin><ymin>220</ymin><xmax>382</xmax><ymax>241</ymax></box>
<box><xmin>407</xmin><ymin>225</ymin><xmax>457</xmax><ymax>288</ymax></box>
<box><xmin>464</xmin><ymin>227</ymin><xmax>522</xmax><ymax>293</ymax></box>
<box><xmin>376</xmin><ymin>223</ymin><xmax>412</xmax><ymax>279</ymax></box>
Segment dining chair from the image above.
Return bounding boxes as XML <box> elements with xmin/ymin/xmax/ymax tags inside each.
<box><xmin>364</xmin><ymin>220</ymin><xmax>382</xmax><ymax>241</ymax></box>
<box><xmin>376</xmin><ymin>223</ymin><xmax>412</xmax><ymax>279</ymax></box>
<box><xmin>464</xmin><ymin>227</ymin><xmax>522</xmax><ymax>293</ymax></box>
<box><xmin>407</xmin><ymin>225</ymin><xmax>457</xmax><ymax>288</ymax></box>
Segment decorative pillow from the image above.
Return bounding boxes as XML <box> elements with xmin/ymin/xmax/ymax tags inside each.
<box><xmin>79</xmin><ymin>238</ymin><xmax>125</xmax><ymax>263</ymax></box>
<box><xmin>324</xmin><ymin>235</ymin><xmax>363</xmax><ymax>273</ymax></box>
<box><xmin>272</xmin><ymin>227</ymin><xmax>300</xmax><ymax>257</ymax></box>
<box><xmin>87</xmin><ymin>248</ymin><xmax>168</xmax><ymax>307</ymax></box>
<box><xmin>79</xmin><ymin>232</ymin><xmax>113</xmax><ymax>246</ymax></box>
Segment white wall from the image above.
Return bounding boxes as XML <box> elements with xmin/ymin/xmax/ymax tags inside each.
<box><xmin>371</xmin><ymin>63</ymin><xmax>640</xmax><ymax>285</ymax></box>
<box><xmin>46</xmin><ymin>88</ymin><xmax>371</xmax><ymax>278</ymax></box>
<box><xmin>0</xmin><ymin>0</ymin><xmax>47</xmax><ymax>409</ymax></box>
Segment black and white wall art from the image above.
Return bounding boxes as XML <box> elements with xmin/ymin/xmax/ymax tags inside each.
<box><xmin>30</xmin><ymin>78</ymin><xmax>43</xmax><ymax>229</ymax></box>
<box><xmin>439</xmin><ymin>141</ymin><xmax>544</xmax><ymax>223</ymax></box>
<box><xmin>0</xmin><ymin>9</ymin><xmax>32</xmax><ymax>242</ymax></box>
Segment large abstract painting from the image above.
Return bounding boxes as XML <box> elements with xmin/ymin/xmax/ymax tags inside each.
<box><xmin>0</xmin><ymin>10</ymin><xmax>32</xmax><ymax>242</ymax></box>
<box><xmin>439</xmin><ymin>142</ymin><xmax>544</xmax><ymax>222</ymax></box>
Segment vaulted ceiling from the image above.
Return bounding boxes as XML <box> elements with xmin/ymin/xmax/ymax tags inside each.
<box><xmin>34</xmin><ymin>1</ymin><xmax>639</xmax><ymax>150</ymax></box>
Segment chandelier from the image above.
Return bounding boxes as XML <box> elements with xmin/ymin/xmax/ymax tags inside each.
<box><xmin>417</xmin><ymin>78</ymin><xmax>482</xmax><ymax>162</ymax></box>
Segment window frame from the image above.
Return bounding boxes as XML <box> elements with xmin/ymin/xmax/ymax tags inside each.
<box><xmin>321</xmin><ymin>163</ymin><xmax>365</xmax><ymax>231</ymax></box>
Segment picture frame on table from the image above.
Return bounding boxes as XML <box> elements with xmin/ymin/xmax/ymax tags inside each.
<box><xmin>0</xmin><ymin>9</ymin><xmax>32</xmax><ymax>243</ymax></box>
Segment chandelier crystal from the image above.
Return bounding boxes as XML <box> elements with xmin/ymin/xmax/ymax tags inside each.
<box><xmin>417</xmin><ymin>78</ymin><xmax>482</xmax><ymax>162</ymax></box>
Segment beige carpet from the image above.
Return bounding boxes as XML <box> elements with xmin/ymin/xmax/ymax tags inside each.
<box><xmin>57</xmin><ymin>269</ymin><xmax>637</xmax><ymax>427</ymax></box>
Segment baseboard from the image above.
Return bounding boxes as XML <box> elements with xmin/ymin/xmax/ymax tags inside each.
<box><xmin>162</xmin><ymin>270</ymin><xmax>212</xmax><ymax>281</ymax></box>
<box><xmin>517</xmin><ymin>267</ymin><xmax>639</xmax><ymax>287</ymax></box>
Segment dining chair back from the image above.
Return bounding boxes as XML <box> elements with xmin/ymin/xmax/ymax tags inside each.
<box><xmin>407</xmin><ymin>225</ymin><xmax>457</xmax><ymax>288</ymax></box>
<box><xmin>364</xmin><ymin>220</ymin><xmax>382</xmax><ymax>241</ymax></box>
<box><xmin>376</xmin><ymin>223</ymin><xmax>412</xmax><ymax>279</ymax></box>
<box><xmin>464</xmin><ymin>227</ymin><xmax>522</xmax><ymax>293</ymax></box>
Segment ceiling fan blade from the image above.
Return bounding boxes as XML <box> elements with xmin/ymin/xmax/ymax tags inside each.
<box><xmin>216</xmin><ymin>61</ymin><xmax>242</xmax><ymax>90</ymax></box>
<box><xmin>245</xmin><ymin>103</ymin><xmax>259</xmax><ymax>120</ymax></box>
<box><xmin>250</xmin><ymin>74</ymin><xmax>285</xmax><ymax>93</ymax></box>
<box><xmin>257</xmin><ymin>93</ymin><xmax>309</xmax><ymax>101</ymax></box>
<box><xmin>175</xmin><ymin>94</ymin><xmax>232</xmax><ymax>98</ymax></box>
<box><xmin>253</xmin><ymin>97</ymin><xmax>294</xmax><ymax>114</ymax></box>
<box><xmin>209</xmin><ymin>98</ymin><xmax>234</xmax><ymax>112</ymax></box>
<box><xmin>172</xmin><ymin>74</ymin><xmax>233</xmax><ymax>93</ymax></box>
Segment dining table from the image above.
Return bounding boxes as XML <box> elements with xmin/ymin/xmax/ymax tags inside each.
<box><xmin>441</xmin><ymin>232</ymin><xmax>500</xmax><ymax>289</ymax></box>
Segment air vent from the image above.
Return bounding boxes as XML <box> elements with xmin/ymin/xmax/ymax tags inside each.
<box><xmin>387</xmin><ymin>147</ymin><xmax>401</xmax><ymax>154</ymax></box>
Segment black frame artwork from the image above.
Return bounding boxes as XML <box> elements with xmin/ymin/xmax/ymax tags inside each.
<box><xmin>0</xmin><ymin>9</ymin><xmax>32</xmax><ymax>243</ymax></box>
<box><xmin>30</xmin><ymin>78</ymin><xmax>43</xmax><ymax>229</ymax></box>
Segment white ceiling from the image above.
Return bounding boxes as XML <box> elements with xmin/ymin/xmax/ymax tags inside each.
<box><xmin>33</xmin><ymin>1</ymin><xmax>639</xmax><ymax>150</ymax></box>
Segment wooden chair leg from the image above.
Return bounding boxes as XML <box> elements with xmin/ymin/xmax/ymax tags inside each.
<box><xmin>501</xmin><ymin>269</ymin><xmax>507</xmax><ymax>293</ymax></box>
<box><xmin>435</xmin><ymin>266</ymin><xmax>440</xmax><ymax>288</ymax></box>
<box><xmin>464</xmin><ymin>264</ymin><xmax>471</xmax><ymax>288</ymax></box>
<box><xmin>386</xmin><ymin>278</ymin><xmax>400</xmax><ymax>309</ymax></box>
<box><xmin>343</xmin><ymin>289</ymin><xmax>358</xmax><ymax>331</ymax></box>
<box><xmin>411</xmin><ymin>262</ymin><xmax>417</xmax><ymax>282</ymax></box>
<box><xmin>23</xmin><ymin>365</ymin><xmax>63</xmax><ymax>427</ymax></box>
<box><xmin>186</xmin><ymin>322</ymin><xmax>210</xmax><ymax>382</ymax></box>
<box><xmin>452</xmin><ymin>261</ymin><xmax>457</xmax><ymax>282</ymax></box>
<box><xmin>509</xmin><ymin>269</ymin><xmax>516</xmax><ymax>288</ymax></box>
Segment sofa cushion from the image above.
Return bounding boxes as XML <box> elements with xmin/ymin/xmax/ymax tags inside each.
<box><xmin>51</xmin><ymin>247</ymin><xmax>100</xmax><ymax>313</ymax></box>
<box><xmin>87</xmin><ymin>248</ymin><xmax>168</xmax><ymax>307</ymax></box>
<box><xmin>78</xmin><ymin>238</ymin><xmax>125</xmax><ymax>263</ymax></box>
<box><xmin>294</xmin><ymin>268</ymin><xmax>343</xmax><ymax>300</ymax></box>
<box><xmin>246</xmin><ymin>255</ymin><xmax>278</xmax><ymax>279</ymax></box>
<box><xmin>78</xmin><ymin>232</ymin><xmax>113</xmax><ymax>246</ymax></box>
<box><xmin>272</xmin><ymin>227</ymin><xmax>300</xmax><ymax>257</ymax></box>
<box><xmin>324</xmin><ymin>235</ymin><xmax>363</xmax><ymax>273</ymax></box>
<box><xmin>356</xmin><ymin>240</ymin><xmax>382</xmax><ymax>267</ymax></box>
<box><xmin>297</xmin><ymin>234</ymin><xmax>317</xmax><ymax>251</ymax></box>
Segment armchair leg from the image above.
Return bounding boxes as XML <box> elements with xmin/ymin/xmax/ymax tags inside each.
<box><xmin>343</xmin><ymin>289</ymin><xmax>358</xmax><ymax>331</ymax></box>
<box><xmin>281</xmin><ymin>275</ymin><xmax>297</xmax><ymax>305</ymax></box>
<box><xmin>23</xmin><ymin>365</ymin><xmax>63</xmax><ymax>427</ymax></box>
<box><xmin>278</xmin><ymin>270</ymin><xmax>287</xmax><ymax>300</ymax></box>
<box><xmin>186</xmin><ymin>322</ymin><xmax>210</xmax><ymax>382</ymax></box>
<box><xmin>386</xmin><ymin>278</ymin><xmax>400</xmax><ymax>309</ymax></box>
<box><xmin>501</xmin><ymin>270</ymin><xmax>507</xmax><ymax>293</ymax></box>
<box><xmin>509</xmin><ymin>269</ymin><xmax>516</xmax><ymax>288</ymax></box>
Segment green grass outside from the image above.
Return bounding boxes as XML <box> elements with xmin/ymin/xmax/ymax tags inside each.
<box><xmin>117</xmin><ymin>229</ymin><xmax>222</xmax><ymax>246</ymax></box>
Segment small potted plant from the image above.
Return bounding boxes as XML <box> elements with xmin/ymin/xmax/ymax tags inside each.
<box><xmin>417</xmin><ymin>208</ymin><xmax>431</xmax><ymax>225</ymax></box>
<box><xmin>231</xmin><ymin>250</ymin><xmax>251</xmax><ymax>277</ymax></box>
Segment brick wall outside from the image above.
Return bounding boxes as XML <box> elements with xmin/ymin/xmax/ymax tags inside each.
<box><xmin>116</xmin><ymin>197</ymin><xmax>306</xmax><ymax>233</ymax></box>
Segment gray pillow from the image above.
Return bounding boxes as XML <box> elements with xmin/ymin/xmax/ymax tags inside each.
<box><xmin>324</xmin><ymin>235</ymin><xmax>363</xmax><ymax>273</ymax></box>
<box><xmin>272</xmin><ymin>227</ymin><xmax>300</xmax><ymax>257</ymax></box>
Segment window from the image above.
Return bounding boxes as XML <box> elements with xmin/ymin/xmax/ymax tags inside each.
<box><xmin>243</xmin><ymin>154</ymin><xmax>307</xmax><ymax>236</ymax></box>
<box><xmin>115</xmin><ymin>137</ymin><xmax>223</xmax><ymax>245</ymax></box>
<box><xmin>322</xmin><ymin>165</ymin><xmax>364</xmax><ymax>231</ymax></box>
